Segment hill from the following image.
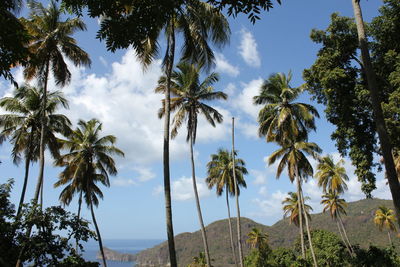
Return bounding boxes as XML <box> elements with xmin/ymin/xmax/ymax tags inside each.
<box><xmin>108</xmin><ymin>198</ymin><xmax>399</xmax><ymax>266</ymax></box>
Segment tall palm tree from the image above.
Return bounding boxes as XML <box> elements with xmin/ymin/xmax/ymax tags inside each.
<box><xmin>157</xmin><ymin>62</ymin><xmax>227</xmax><ymax>266</ymax></box>
<box><xmin>133</xmin><ymin>3</ymin><xmax>229</xmax><ymax>265</ymax></box>
<box><xmin>21</xmin><ymin>0</ymin><xmax>91</xmax><ymax>205</ymax></box>
<box><xmin>351</xmin><ymin>0</ymin><xmax>400</xmax><ymax>226</ymax></box>
<box><xmin>253</xmin><ymin>72</ymin><xmax>319</xmax><ymax>143</ymax></box>
<box><xmin>246</xmin><ymin>228</ymin><xmax>268</xmax><ymax>249</ymax></box>
<box><xmin>0</xmin><ymin>85</ymin><xmax>70</xmax><ymax>216</ymax></box>
<box><xmin>282</xmin><ymin>192</ymin><xmax>312</xmax><ymax>227</ymax></box>
<box><xmin>54</xmin><ymin>119</ymin><xmax>124</xmax><ymax>267</ymax></box>
<box><xmin>315</xmin><ymin>155</ymin><xmax>349</xmax><ymax>194</ymax></box>
<box><xmin>268</xmin><ymin>138</ymin><xmax>321</xmax><ymax>266</ymax></box>
<box><xmin>374</xmin><ymin>206</ymin><xmax>397</xmax><ymax>246</ymax></box>
<box><xmin>321</xmin><ymin>191</ymin><xmax>353</xmax><ymax>256</ymax></box>
<box><xmin>206</xmin><ymin>148</ymin><xmax>247</xmax><ymax>266</ymax></box>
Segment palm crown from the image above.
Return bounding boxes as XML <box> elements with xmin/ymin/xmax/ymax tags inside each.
<box><xmin>374</xmin><ymin>206</ymin><xmax>397</xmax><ymax>233</ymax></box>
<box><xmin>315</xmin><ymin>155</ymin><xmax>349</xmax><ymax>194</ymax></box>
<box><xmin>321</xmin><ymin>191</ymin><xmax>347</xmax><ymax>219</ymax></box>
<box><xmin>282</xmin><ymin>192</ymin><xmax>313</xmax><ymax>227</ymax></box>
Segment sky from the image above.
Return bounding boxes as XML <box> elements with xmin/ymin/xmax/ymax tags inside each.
<box><xmin>0</xmin><ymin>0</ymin><xmax>391</xmax><ymax>240</ymax></box>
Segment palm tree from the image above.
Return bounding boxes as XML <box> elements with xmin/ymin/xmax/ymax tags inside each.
<box><xmin>351</xmin><ymin>0</ymin><xmax>400</xmax><ymax>226</ymax></box>
<box><xmin>282</xmin><ymin>192</ymin><xmax>312</xmax><ymax>227</ymax></box>
<box><xmin>133</xmin><ymin>3</ymin><xmax>230</xmax><ymax>265</ymax></box>
<box><xmin>253</xmin><ymin>72</ymin><xmax>319</xmax><ymax>143</ymax></box>
<box><xmin>206</xmin><ymin>148</ymin><xmax>247</xmax><ymax>266</ymax></box>
<box><xmin>246</xmin><ymin>228</ymin><xmax>268</xmax><ymax>249</ymax></box>
<box><xmin>315</xmin><ymin>155</ymin><xmax>349</xmax><ymax>194</ymax></box>
<box><xmin>268</xmin><ymin>138</ymin><xmax>321</xmax><ymax>266</ymax></box>
<box><xmin>157</xmin><ymin>62</ymin><xmax>227</xmax><ymax>266</ymax></box>
<box><xmin>0</xmin><ymin>85</ymin><xmax>70</xmax><ymax>216</ymax></box>
<box><xmin>374</xmin><ymin>206</ymin><xmax>397</xmax><ymax>246</ymax></box>
<box><xmin>54</xmin><ymin>119</ymin><xmax>124</xmax><ymax>267</ymax></box>
<box><xmin>321</xmin><ymin>191</ymin><xmax>353</xmax><ymax>256</ymax></box>
<box><xmin>21</xmin><ymin>0</ymin><xmax>91</xmax><ymax>205</ymax></box>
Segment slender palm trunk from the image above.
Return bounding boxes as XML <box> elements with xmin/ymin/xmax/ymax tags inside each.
<box><xmin>232</xmin><ymin>117</ymin><xmax>244</xmax><ymax>267</ymax></box>
<box><xmin>33</xmin><ymin>60</ymin><xmax>50</xmax><ymax>205</ymax></box>
<box><xmin>351</xmin><ymin>0</ymin><xmax>400</xmax><ymax>226</ymax></box>
<box><xmin>336</xmin><ymin>218</ymin><xmax>352</xmax><ymax>256</ymax></box>
<box><xmin>190</xmin><ymin>136</ymin><xmax>211</xmax><ymax>266</ymax></box>
<box><xmin>226</xmin><ymin>187</ymin><xmax>238</xmax><ymax>267</ymax></box>
<box><xmin>163</xmin><ymin>21</ymin><xmax>177</xmax><ymax>267</ymax></box>
<box><xmin>298</xmin><ymin>185</ymin><xmax>317</xmax><ymax>267</ymax></box>
<box><xmin>388</xmin><ymin>231</ymin><xmax>393</xmax><ymax>246</ymax></box>
<box><xmin>16</xmin><ymin>156</ymin><xmax>31</xmax><ymax>217</ymax></box>
<box><xmin>76</xmin><ymin>190</ymin><xmax>83</xmax><ymax>252</ymax></box>
<box><xmin>90</xmin><ymin>202</ymin><xmax>107</xmax><ymax>267</ymax></box>
<box><xmin>338</xmin><ymin>213</ymin><xmax>354</xmax><ymax>255</ymax></box>
<box><xmin>296</xmin><ymin>176</ymin><xmax>305</xmax><ymax>258</ymax></box>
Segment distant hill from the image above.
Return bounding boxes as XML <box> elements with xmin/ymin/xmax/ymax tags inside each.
<box><xmin>105</xmin><ymin>198</ymin><xmax>399</xmax><ymax>266</ymax></box>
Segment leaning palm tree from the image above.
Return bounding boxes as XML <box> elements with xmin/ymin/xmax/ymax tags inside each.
<box><xmin>253</xmin><ymin>72</ymin><xmax>319</xmax><ymax>143</ymax></box>
<box><xmin>132</xmin><ymin>3</ymin><xmax>230</xmax><ymax>265</ymax></box>
<box><xmin>246</xmin><ymin>228</ymin><xmax>268</xmax><ymax>249</ymax></box>
<box><xmin>54</xmin><ymin>119</ymin><xmax>124</xmax><ymax>267</ymax></box>
<box><xmin>0</xmin><ymin>85</ymin><xmax>70</xmax><ymax>216</ymax></box>
<box><xmin>157</xmin><ymin>62</ymin><xmax>227</xmax><ymax>266</ymax></box>
<box><xmin>206</xmin><ymin>148</ymin><xmax>247</xmax><ymax>266</ymax></box>
<box><xmin>315</xmin><ymin>155</ymin><xmax>349</xmax><ymax>194</ymax></box>
<box><xmin>268</xmin><ymin>138</ymin><xmax>321</xmax><ymax>266</ymax></box>
<box><xmin>374</xmin><ymin>206</ymin><xmax>397</xmax><ymax>246</ymax></box>
<box><xmin>282</xmin><ymin>192</ymin><xmax>313</xmax><ymax>227</ymax></box>
<box><xmin>21</xmin><ymin>0</ymin><xmax>91</xmax><ymax>204</ymax></box>
<box><xmin>321</xmin><ymin>191</ymin><xmax>353</xmax><ymax>256</ymax></box>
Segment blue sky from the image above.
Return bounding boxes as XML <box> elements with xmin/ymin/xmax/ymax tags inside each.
<box><xmin>0</xmin><ymin>0</ymin><xmax>391</xmax><ymax>240</ymax></box>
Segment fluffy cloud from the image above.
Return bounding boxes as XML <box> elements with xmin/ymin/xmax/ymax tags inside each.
<box><xmin>251</xmin><ymin>169</ymin><xmax>267</xmax><ymax>185</ymax></box>
<box><xmin>112</xmin><ymin>178</ymin><xmax>137</xmax><ymax>187</ymax></box>
<box><xmin>172</xmin><ymin>176</ymin><xmax>211</xmax><ymax>201</ymax></box>
<box><xmin>215</xmin><ymin>53</ymin><xmax>239</xmax><ymax>77</ymax></box>
<box><xmin>238</xmin><ymin>29</ymin><xmax>261</xmax><ymax>67</ymax></box>
<box><xmin>232</xmin><ymin>78</ymin><xmax>263</xmax><ymax>120</ymax></box>
<box><xmin>250</xmin><ymin>190</ymin><xmax>289</xmax><ymax>221</ymax></box>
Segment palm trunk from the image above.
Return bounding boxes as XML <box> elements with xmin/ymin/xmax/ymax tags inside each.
<box><xmin>388</xmin><ymin>231</ymin><xmax>393</xmax><ymax>246</ymax></box>
<box><xmin>338</xmin><ymin>213</ymin><xmax>354</xmax><ymax>255</ymax></box>
<box><xmin>33</xmin><ymin>60</ymin><xmax>50</xmax><ymax>205</ymax></box>
<box><xmin>16</xmin><ymin>156</ymin><xmax>31</xmax><ymax>217</ymax></box>
<box><xmin>190</xmin><ymin>136</ymin><xmax>211</xmax><ymax>266</ymax></box>
<box><xmin>226</xmin><ymin>186</ymin><xmax>238</xmax><ymax>267</ymax></box>
<box><xmin>90</xmin><ymin>202</ymin><xmax>107</xmax><ymax>267</ymax></box>
<box><xmin>296</xmin><ymin>176</ymin><xmax>305</xmax><ymax>258</ymax></box>
<box><xmin>76</xmin><ymin>190</ymin><xmax>83</xmax><ymax>252</ymax></box>
<box><xmin>163</xmin><ymin>21</ymin><xmax>177</xmax><ymax>267</ymax></box>
<box><xmin>351</xmin><ymin>0</ymin><xmax>400</xmax><ymax>226</ymax></box>
<box><xmin>298</xmin><ymin>184</ymin><xmax>317</xmax><ymax>267</ymax></box>
<box><xmin>232</xmin><ymin>117</ymin><xmax>244</xmax><ymax>267</ymax></box>
<box><xmin>336</xmin><ymin>218</ymin><xmax>352</xmax><ymax>256</ymax></box>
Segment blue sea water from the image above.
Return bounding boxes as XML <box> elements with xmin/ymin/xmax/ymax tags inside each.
<box><xmin>82</xmin><ymin>239</ymin><xmax>164</xmax><ymax>267</ymax></box>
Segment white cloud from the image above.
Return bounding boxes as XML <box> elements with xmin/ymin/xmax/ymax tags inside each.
<box><xmin>250</xmin><ymin>190</ymin><xmax>289</xmax><ymax>221</ymax></box>
<box><xmin>215</xmin><ymin>53</ymin><xmax>239</xmax><ymax>77</ymax></box>
<box><xmin>224</xmin><ymin>83</ymin><xmax>236</xmax><ymax>96</ymax></box>
<box><xmin>152</xmin><ymin>185</ymin><xmax>163</xmax><ymax>196</ymax></box>
<box><xmin>232</xmin><ymin>78</ymin><xmax>263</xmax><ymax>120</ymax></box>
<box><xmin>251</xmin><ymin>169</ymin><xmax>267</xmax><ymax>185</ymax></box>
<box><xmin>171</xmin><ymin>176</ymin><xmax>211</xmax><ymax>201</ymax></box>
<box><xmin>133</xmin><ymin>167</ymin><xmax>156</xmax><ymax>182</ymax></box>
<box><xmin>99</xmin><ymin>56</ymin><xmax>108</xmax><ymax>67</ymax></box>
<box><xmin>112</xmin><ymin>178</ymin><xmax>137</xmax><ymax>187</ymax></box>
<box><xmin>238</xmin><ymin>29</ymin><xmax>261</xmax><ymax>67</ymax></box>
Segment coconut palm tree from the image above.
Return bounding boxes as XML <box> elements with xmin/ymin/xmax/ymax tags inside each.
<box><xmin>54</xmin><ymin>119</ymin><xmax>124</xmax><ymax>267</ymax></box>
<box><xmin>282</xmin><ymin>192</ymin><xmax>312</xmax><ymax>227</ymax></box>
<box><xmin>133</xmin><ymin>3</ymin><xmax>229</xmax><ymax>265</ymax></box>
<box><xmin>315</xmin><ymin>155</ymin><xmax>349</xmax><ymax>194</ymax></box>
<box><xmin>157</xmin><ymin>62</ymin><xmax>227</xmax><ymax>265</ymax></box>
<box><xmin>321</xmin><ymin>191</ymin><xmax>353</xmax><ymax>256</ymax></box>
<box><xmin>0</xmin><ymin>85</ymin><xmax>70</xmax><ymax>216</ymax></box>
<box><xmin>246</xmin><ymin>228</ymin><xmax>268</xmax><ymax>249</ymax></box>
<box><xmin>21</xmin><ymin>0</ymin><xmax>91</xmax><ymax>205</ymax></box>
<box><xmin>253</xmin><ymin>72</ymin><xmax>319</xmax><ymax>143</ymax></box>
<box><xmin>206</xmin><ymin>148</ymin><xmax>247</xmax><ymax>266</ymax></box>
<box><xmin>351</xmin><ymin>0</ymin><xmax>400</xmax><ymax>226</ymax></box>
<box><xmin>374</xmin><ymin>206</ymin><xmax>397</xmax><ymax>246</ymax></box>
<box><xmin>268</xmin><ymin>138</ymin><xmax>321</xmax><ymax>266</ymax></box>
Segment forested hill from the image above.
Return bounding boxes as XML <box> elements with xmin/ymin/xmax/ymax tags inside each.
<box><xmin>119</xmin><ymin>198</ymin><xmax>398</xmax><ymax>266</ymax></box>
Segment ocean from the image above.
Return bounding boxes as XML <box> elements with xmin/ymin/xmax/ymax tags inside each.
<box><xmin>82</xmin><ymin>239</ymin><xmax>164</xmax><ymax>267</ymax></box>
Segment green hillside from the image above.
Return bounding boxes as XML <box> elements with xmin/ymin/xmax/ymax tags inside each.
<box><xmin>131</xmin><ymin>198</ymin><xmax>398</xmax><ymax>266</ymax></box>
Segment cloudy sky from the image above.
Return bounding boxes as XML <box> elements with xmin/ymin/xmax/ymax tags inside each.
<box><xmin>0</xmin><ymin>0</ymin><xmax>390</xmax><ymax>240</ymax></box>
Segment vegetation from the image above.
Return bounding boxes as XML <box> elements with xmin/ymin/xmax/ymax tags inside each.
<box><xmin>374</xmin><ymin>206</ymin><xmax>397</xmax><ymax>246</ymax></box>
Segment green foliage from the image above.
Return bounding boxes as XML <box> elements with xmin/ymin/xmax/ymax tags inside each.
<box><xmin>303</xmin><ymin>0</ymin><xmax>400</xmax><ymax>197</ymax></box>
<box><xmin>0</xmin><ymin>179</ymin><xmax>99</xmax><ymax>266</ymax></box>
<box><xmin>351</xmin><ymin>246</ymin><xmax>400</xmax><ymax>267</ymax></box>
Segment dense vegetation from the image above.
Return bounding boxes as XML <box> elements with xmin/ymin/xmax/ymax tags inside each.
<box><xmin>0</xmin><ymin>0</ymin><xmax>399</xmax><ymax>266</ymax></box>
